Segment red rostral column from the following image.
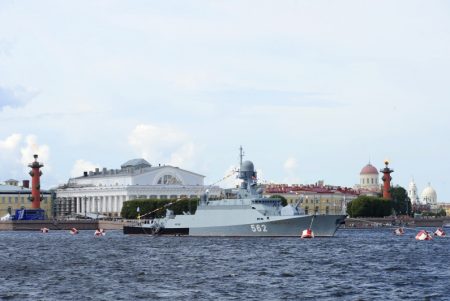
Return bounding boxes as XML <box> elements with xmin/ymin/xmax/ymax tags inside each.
<box><xmin>28</xmin><ymin>154</ymin><xmax>44</xmax><ymax>209</ymax></box>
<box><xmin>380</xmin><ymin>160</ymin><xmax>394</xmax><ymax>200</ymax></box>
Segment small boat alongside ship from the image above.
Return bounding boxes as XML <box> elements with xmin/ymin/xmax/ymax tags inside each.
<box><xmin>123</xmin><ymin>148</ymin><xmax>346</xmax><ymax>237</ymax></box>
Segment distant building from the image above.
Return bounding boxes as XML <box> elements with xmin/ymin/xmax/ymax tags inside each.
<box><xmin>55</xmin><ymin>158</ymin><xmax>222</xmax><ymax>218</ymax></box>
<box><xmin>354</xmin><ymin>163</ymin><xmax>381</xmax><ymax>196</ymax></box>
<box><xmin>407</xmin><ymin>179</ymin><xmax>420</xmax><ymax>204</ymax></box>
<box><xmin>421</xmin><ymin>183</ymin><xmax>438</xmax><ymax>209</ymax></box>
<box><xmin>264</xmin><ymin>181</ymin><xmax>358</xmax><ymax>215</ymax></box>
<box><xmin>0</xmin><ymin>180</ymin><xmax>52</xmax><ymax>218</ymax></box>
<box><xmin>439</xmin><ymin>203</ymin><xmax>450</xmax><ymax>216</ymax></box>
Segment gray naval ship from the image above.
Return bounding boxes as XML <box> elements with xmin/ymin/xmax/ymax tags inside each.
<box><xmin>124</xmin><ymin>150</ymin><xmax>346</xmax><ymax>237</ymax></box>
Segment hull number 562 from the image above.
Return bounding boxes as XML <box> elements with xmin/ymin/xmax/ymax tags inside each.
<box><xmin>250</xmin><ymin>224</ymin><xmax>268</xmax><ymax>232</ymax></box>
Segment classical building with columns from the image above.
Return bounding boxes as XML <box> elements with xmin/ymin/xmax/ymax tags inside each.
<box><xmin>55</xmin><ymin>158</ymin><xmax>221</xmax><ymax>218</ymax></box>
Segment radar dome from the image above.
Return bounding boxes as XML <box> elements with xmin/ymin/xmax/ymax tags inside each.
<box><xmin>241</xmin><ymin>160</ymin><xmax>254</xmax><ymax>172</ymax></box>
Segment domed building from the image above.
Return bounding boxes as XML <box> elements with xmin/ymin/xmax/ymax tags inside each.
<box><xmin>358</xmin><ymin>163</ymin><xmax>380</xmax><ymax>192</ymax></box>
<box><xmin>408</xmin><ymin>179</ymin><xmax>420</xmax><ymax>204</ymax></box>
<box><xmin>421</xmin><ymin>183</ymin><xmax>437</xmax><ymax>207</ymax></box>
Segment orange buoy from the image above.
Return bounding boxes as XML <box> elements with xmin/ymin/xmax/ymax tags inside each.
<box><xmin>301</xmin><ymin>228</ymin><xmax>314</xmax><ymax>239</ymax></box>
<box><xmin>94</xmin><ymin>228</ymin><xmax>105</xmax><ymax>237</ymax></box>
<box><xmin>434</xmin><ymin>228</ymin><xmax>446</xmax><ymax>237</ymax></box>
<box><xmin>394</xmin><ymin>227</ymin><xmax>404</xmax><ymax>236</ymax></box>
<box><xmin>40</xmin><ymin>227</ymin><xmax>49</xmax><ymax>233</ymax></box>
<box><xmin>415</xmin><ymin>230</ymin><xmax>432</xmax><ymax>241</ymax></box>
<box><xmin>70</xmin><ymin>228</ymin><xmax>79</xmax><ymax>235</ymax></box>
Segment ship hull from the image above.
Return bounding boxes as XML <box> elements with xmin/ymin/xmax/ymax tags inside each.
<box><xmin>123</xmin><ymin>215</ymin><xmax>345</xmax><ymax>237</ymax></box>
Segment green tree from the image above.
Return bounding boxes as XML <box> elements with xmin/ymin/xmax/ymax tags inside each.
<box><xmin>347</xmin><ymin>195</ymin><xmax>392</xmax><ymax>218</ymax></box>
<box><xmin>390</xmin><ymin>186</ymin><xmax>412</xmax><ymax>216</ymax></box>
<box><xmin>269</xmin><ymin>195</ymin><xmax>288</xmax><ymax>206</ymax></box>
<box><xmin>121</xmin><ymin>198</ymin><xmax>198</xmax><ymax>219</ymax></box>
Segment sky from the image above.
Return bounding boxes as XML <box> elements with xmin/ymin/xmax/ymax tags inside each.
<box><xmin>0</xmin><ymin>1</ymin><xmax>449</xmax><ymax>201</ymax></box>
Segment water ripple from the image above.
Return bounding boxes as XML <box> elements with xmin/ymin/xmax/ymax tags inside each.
<box><xmin>0</xmin><ymin>229</ymin><xmax>449</xmax><ymax>300</ymax></box>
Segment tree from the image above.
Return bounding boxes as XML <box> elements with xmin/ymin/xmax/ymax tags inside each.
<box><xmin>269</xmin><ymin>195</ymin><xmax>288</xmax><ymax>206</ymax></box>
<box><xmin>346</xmin><ymin>196</ymin><xmax>392</xmax><ymax>218</ymax></box>
<box><xmin>390</xmin><ymin>186</ymin><xmax>412</xmax><ymax>216</ymax></box>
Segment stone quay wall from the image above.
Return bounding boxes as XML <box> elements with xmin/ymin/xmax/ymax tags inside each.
<box><xmin>0</xmin><ymin>220</ymin><xmax>124</xmax><ymax>231</ymax></box>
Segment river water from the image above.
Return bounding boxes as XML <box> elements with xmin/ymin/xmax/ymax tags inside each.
<box><xmin>0</xmin><ymin>228</ymin><xmax>449</xmax><ymax>300</ymax></box>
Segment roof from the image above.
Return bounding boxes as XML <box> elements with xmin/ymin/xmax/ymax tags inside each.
<box><xmin>0</xmin><ymin>184</ymin><xmax>31</xmax><ymax>193</ymax></box>
<box><xmin>360</xmin><ymin>163</ymin><xmax>379</xmax><ymax>175</ymax></box>
<box><xmin>121</xmin><ymin>158</ymin><xmax>151</xmax><ymax>169</ymax></box>
<box><xmin>72</xmin><ymin>164</ymin><xmax>205</xmax><ymax>180</ymax></box>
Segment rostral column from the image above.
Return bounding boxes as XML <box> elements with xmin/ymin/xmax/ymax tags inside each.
<box><xmin>380</xmin><ymin>160</ymin><xmax>394</xmax><ymax>200</ymax></box>
<box><xmin>28</xmin><ymin>154</ymin><xmax>44</xmax><ymax>209</ymax></box>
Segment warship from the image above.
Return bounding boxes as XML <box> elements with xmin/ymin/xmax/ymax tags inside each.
<box><xmin>123</xmin><ymin>148</ymin><xmax>346</xmax><ymax>237</ymax></box>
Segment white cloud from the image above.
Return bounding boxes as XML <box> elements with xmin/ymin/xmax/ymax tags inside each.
<box><xmin>0</xmin><ymin>133</ymin><xmax>22</xmax><ymax>151</ymax></box>
<box><xmin>283</xmin><ymin>157</ymin><xmax>301</xmax><ymax>185</ymax></box>
<box><xmin>0</xmin><ymin>134</ymin><xmax>23</xmax><ymax>180</ymax></box>
<box><xmin>128</xmin><ymin>124</ymin><xmax>198</xmax><ymax>168</ymax></box>
<box><xmin>0</xmin><ymin>133</ymin><xmax>51</xmax><ymax>183</ymax></box>
<box><xmin>20</xmin><ymin>135</ymin><xmax>50</xmax><ymax>171</ymax></box>
<box><xmin>169</xmin><ymin>142</ymin><xmax>196</xmax><ymax>168</ymax></box>
<box><xmin>284</xmin><ymin>157</ymin><xmax>298</xmax><ymax>172</ymax></box>
<box><xmin>70</xmin><ymin>159</ymin><xmax>100</xmax><ymax>178</ymax></box>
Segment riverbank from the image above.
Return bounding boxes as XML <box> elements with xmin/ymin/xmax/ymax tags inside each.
<box><xmin>344</xmin><ymin>216</ymin><xmax>450</xmax><ymax>228</ymax></box>
<box><xmin>0</xmin><ymin>220</ymin><xmax>123</xmax><ymax>231</ymax></box>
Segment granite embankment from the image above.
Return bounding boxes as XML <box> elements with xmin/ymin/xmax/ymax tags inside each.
<box><xmin>345</xmin><ymin>216</ymin><xmax>450</xmax><ymax>228</ymax></box>
<box><xmin>0</xmin><ymin>220</ymin><xmax>123</xmax><ymax>231</ymax></box>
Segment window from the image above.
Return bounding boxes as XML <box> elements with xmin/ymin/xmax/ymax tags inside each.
<box><xmin>157</xmin><ymin>175</ymin><xmax>182</xmax><ymax>185</ymax></box>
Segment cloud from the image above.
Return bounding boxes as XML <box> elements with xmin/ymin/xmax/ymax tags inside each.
<box><xmin>283</xmin><ymin>157</ymin><xmax>301</xmax><ymax>184</ymax></box>
<box><xmin>20</xmin><ymin>135</ymin><xmax>50</xmax><ymax>171</ymax></box>
<box><xmin>0</xmin><ymin>134</ymin><xmax>50</xmax><ymax>183</ymax></box>
<box><xmin>207</xmin><ymin>89</ymin><xmax>342</xmax><ymax>109</ymax></box>
<box><xmin>0</xmin><ymin>134</ymin><xmax>23</xmax><ymax>180</ymax></box>
<box><xmin>0</xmin><ymin>133</ymin><xmax>22</xmax><ymax>151</ymax></box>
<box><xmin>284</xmin><ymin>157</ymin><xmax>298</xmax><ymax>171</ymax></box>
<box><xmin>70</xmin><ymin>159</ymin><xmax>100</xmax><ymax>178</ymax></box>
<box><xmin>0</xmin><ymin>86</ymin><xmax>37</xmax><ymax>110</ymax></box>
<box><xmin>128</xmin><ymin>124</ymin><xmax>198</xmax><ymax>168</ymax></box>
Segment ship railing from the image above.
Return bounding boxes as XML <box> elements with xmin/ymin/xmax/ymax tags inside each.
<box><xmin>123</xmin><ymin>219</ymin><xmax>155</xmax><ymax>226</ymax></box>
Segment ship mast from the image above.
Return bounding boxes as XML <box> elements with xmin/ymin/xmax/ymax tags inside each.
<box><xmin>239</xmin><ymin>145</ymin><xmax>244</xmax><ymax>169</ymax></box>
